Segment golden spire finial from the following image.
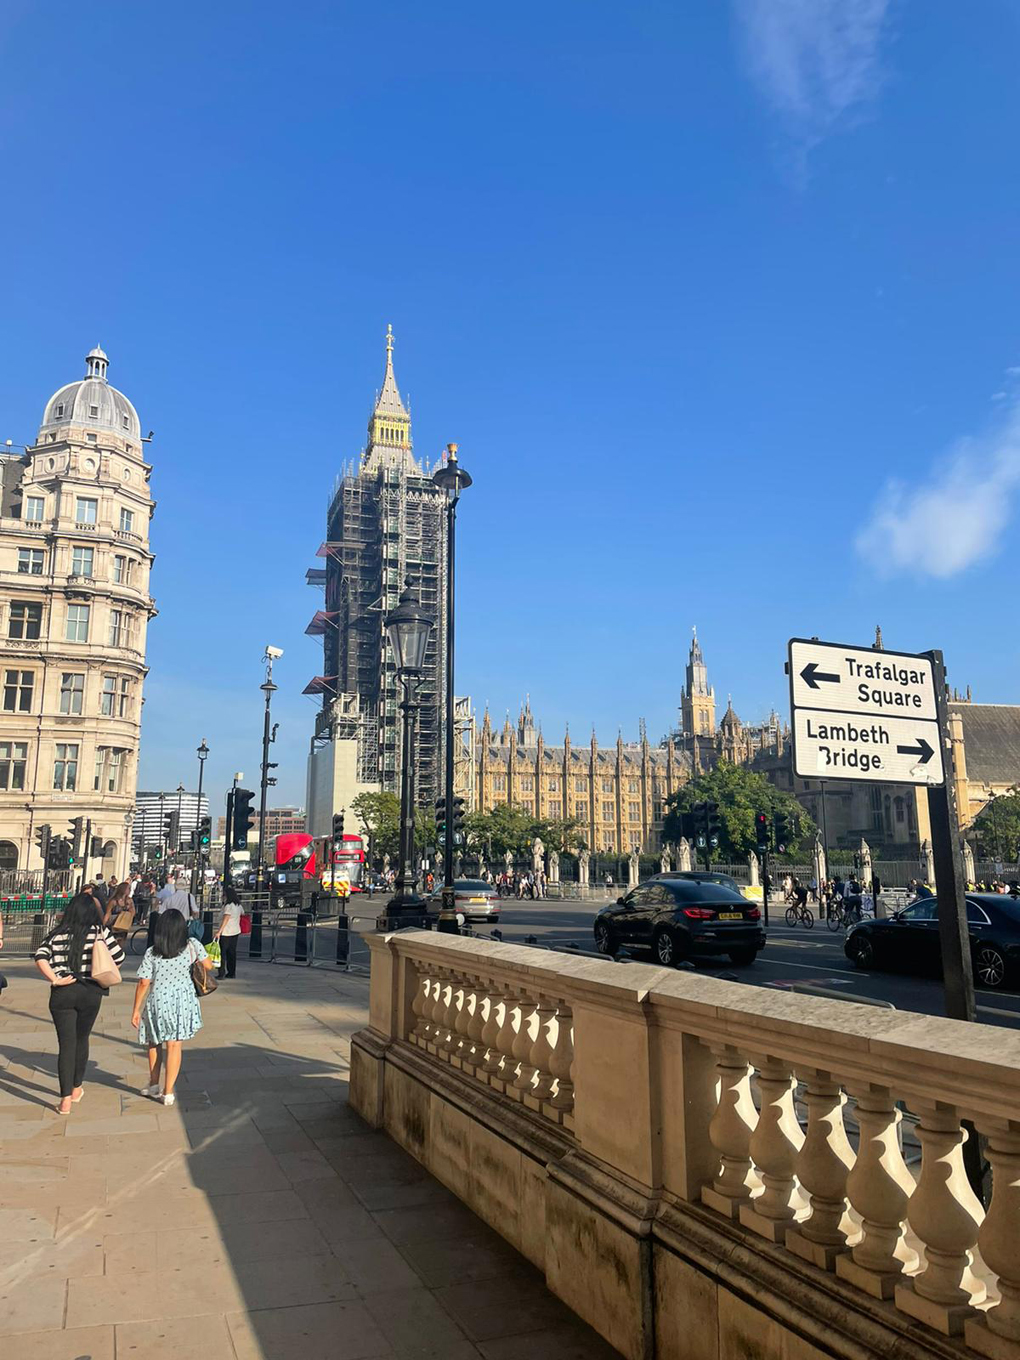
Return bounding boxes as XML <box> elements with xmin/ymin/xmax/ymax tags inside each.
<box><xmin>385</xmin><ymin>323</ymin><xmax>394</xmax><ymax>358</ymax></box>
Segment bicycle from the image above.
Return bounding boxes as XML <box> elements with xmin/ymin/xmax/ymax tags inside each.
<box><xmin>784</xmin><ymin>901</ymin><xmax>814</xmax><ymax>929</ymax></box>
<box><xmin>128</xmin><ymin>924</ymin><xmax>149</xmax><ymax>955</ymax></box>
<box><xmin>826</xmin><ymin>900</ymin><xmax>862</xmax><ymax>931</ymax></box>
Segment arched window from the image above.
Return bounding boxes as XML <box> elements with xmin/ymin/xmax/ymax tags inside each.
<box><xmin>0</xmin><ymin>840</ymin><xmax>18</xmax><ymax>871</ymax></box>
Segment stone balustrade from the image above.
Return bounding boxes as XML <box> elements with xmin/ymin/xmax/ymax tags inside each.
<box><xmin>352</xmin><ymin>929</ymin><xmax>1020</xmax><ymax>1360</ymax></box>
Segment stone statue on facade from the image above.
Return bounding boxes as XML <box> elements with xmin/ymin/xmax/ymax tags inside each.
<box><xmin>578</xmin><ymin>847</ymin><xmax>590</xmax><ymax>887</ymax></box>
<box><xmin>532</xmin><ymin>837</ymin><xmax>545</xmax><ymax>872</ymax></box>
<box><xmin>548</xmin><ymin>849</ymin><xmax>560</xmax><ymax>884</ymax></box>
<box><xmin>627</xmin><ymin>848</ymin><xmax>640</xmax><ymax>888</ymax></box>
<box><xmin>660</xmin><ymin>847</ymin><xmax>671</xmax><ymax>874</ymax></box>
<box><xmin>678</xmin><ymin>837</ymin><xmax>693</xmax><ymax>872</ymax></box>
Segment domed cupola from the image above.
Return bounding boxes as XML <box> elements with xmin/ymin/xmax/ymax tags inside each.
<box><xmin>38</xmin><ymin>346</ymin><xmax>141</xmax><ymax>443</ymax></box>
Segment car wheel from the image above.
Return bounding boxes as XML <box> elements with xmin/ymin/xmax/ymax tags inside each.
<box><xmin>727</xmin><ymin>948</ymin><xmax>757</xmax><ymax>967</ymax></box>
<box><xmin>654</xmin><ymin>927</ymin><xmax>678</xmax><ymax>967</ymax></box>
<box><xmin>593</xmin><ymin>920</ymin><xmax>616</xmax><ymax>955</ymax></box>
<box><xmin>974</xmin><ymin>944</ymin><xmax>1007</xmax><ymax>989</ymax></box>
<box><xmin>848</xmin><ymin>934</ymin><xmax>874</xmax><ymax>970</ymax></box>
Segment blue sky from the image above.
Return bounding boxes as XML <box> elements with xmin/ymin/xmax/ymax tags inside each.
<box><xmin>2</xmin><ymin>1</ymin><xmax>1019</xmax><ymax>810</ymax></box>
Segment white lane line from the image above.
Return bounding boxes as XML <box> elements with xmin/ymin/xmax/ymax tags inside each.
<box><xmin>750</xmin><ymin>957</ymin><xmax>872</xmax><ymax>979</ymax></box>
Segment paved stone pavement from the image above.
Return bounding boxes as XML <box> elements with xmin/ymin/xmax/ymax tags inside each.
<box><xmin>0</xmin><ymin>954</ymin><xmax>620</xmax><ymax>1359</ymax></box>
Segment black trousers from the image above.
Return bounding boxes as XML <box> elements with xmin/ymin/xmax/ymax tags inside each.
<box><xmin>49</xmin><ymin>982</ymin><xmax>103</xmax><ymax>1097</ymax></box>
<box><xmin>218</xmin><ymin>934</ymin><xmax>238</xmax><ymax>978</ymax></box>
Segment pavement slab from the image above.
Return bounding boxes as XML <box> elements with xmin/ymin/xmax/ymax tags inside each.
<box><xmin>0</xmin><ymin>953</ymin><xmax>620</xmax><ymax>1357</ymax></box>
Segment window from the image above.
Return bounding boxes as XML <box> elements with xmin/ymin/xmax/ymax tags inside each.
<box><xmin>53</xmin><ymin>743</ymin><xmax>78</xmax><ymax>790</ymax></box>
<box><xmin>548</xmin><ymin>799</ymin><xmax>562</xmax><ymax>818</ymax></box>
<box><xmin>629</xmin><ymin>802</ymin><xmax>641</xmax><ymax>821</ymax></box>
<box><xmin>966</xmin><ymin>901</ymin><xmax>992</xmax><ymax>926</ymax></box>
<box><xmin>93</xmin><ymin>748</ymin><xmax>124</xmax><ymax>793</ymax></box>
<box><xmin>24</xmin><ymin>496</ymin><xmax>44</xmax><ymax>521</ymax></box>
<box><xmin>119</xmin><ymin>676</ymin><xmax>132</xmax><ymax>718</ymax></box>
<box><xmin>65</xmin><ymin>604</ymin><xmax>90</xmax><ymax>642</ymax></box>
<box><xmin>603</xmin><ymin>801</ymin><xmax>615</xmax><ymax>821</ymax></box>
<box><xmin>100</xmin><ymin>675</ymin><xmax>117</xmax><ymax>716</ymax></box>
<box><xmin>60</xmin><ymin>672</ymin><xmax>85</xmax><ymax>715</ymax></box>
<box><xmin>898</xmin><ymin>901</ymin><xmax>937</xmax><ymax>922</ymax></box>
<box><xmin>119</xmin><ymin>508</ymin><xmax>134</xmax><ymax>533</ymax></box>
<box><xmin>8</xmin><ymin>601</ymin><xmax>42</xmax><ymax>640</ymax></box>
<box><xmin>520</xmin><ymin>776</ymin><xmax>534</xmax><ymax>792</ymax></box>
<box><xmin>628</xmin><ymin>780</ymin><xmax>639</xmax><ymax>795</ymax></box>
<box><xmin>89</xmin><ymin>404</ymin><xmax>99</xmax><ymax>418</ymax></box>
<box><xmin>86</xmin><ymin>433</ymin><xmax>97</xmax><ymax>444</ymax></box>
<box><xmin>122</xmin><ymin>415</ymin><xmax>130</xmax><ymax>429</ymax></box>
<box><xmin>71</xmin><ymin>545</ymin><xmax>94</xmax><ymax>577</ymax></box>
<box><xmin>548</xmin><ymin>778</ymin><xmax>560</xmax><ymax>792</ymax></box>
<box><xmin>493</xmin><ymin>774</ymin><xmax>507</xmax><ymax>792</ymax></box>
<box><xmin>575</xmin><ymin>801</ymin><xmax>588</xmax><ymax>820</ymax></box>
<box><xmin>75</xmin><ymin>497</ymin><xmax>98</xmax><ymax>524</ymax></box>
<box><xmin>895</xmin><ymin>797</ymin><xmax>905</xmax><ymax>824</ymax></box>
<box><xmin>17</xmin><ymin>548</ymin><xmax>44</xmax><ymax>575</ymax></box>
<box><xmin>574</xmin><ymin>777</ymin><xmax>586</xmax><ymax>793</ymax></box>
<box><xmin>113</xmin><ymin>554</ymin><xmax>126</xmax><ymax>583</ymax></box>
<box><xmin>109</xmin><ymin>609</ymin><xmax>131</xmax><ymax>647</ymax></box>
<box><xmin>3</xmin><ymin>670</ymin><xmax>34</xmax><ymax>713</ymax></box>
<box><xmin>0</xmin><ymin>742</ymin><xmax>28</xmax><ymax>790</ymax></box>
<box><xmin>602</xmin><ymin>779</ymin><xmax>614</xmax><ymax>793</ymax></box>
<box><xmin>55</xmin><ymin>403</ymin><xmax>64</xmax><ymax>417</ymax></box>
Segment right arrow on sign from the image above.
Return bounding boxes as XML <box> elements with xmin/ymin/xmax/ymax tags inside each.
<box><xmin>800</xmin><ymin>662</ymin><xmax>840</xmax><ymax>689</ymax></box>
<box><xmin>896</xmin><ymin>737</ymin><xmax>936</xmax><ymax>764</ymax></box>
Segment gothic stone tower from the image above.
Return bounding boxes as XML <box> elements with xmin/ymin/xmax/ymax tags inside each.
<box><xmin>681</xmin><ymin>628</ymin><xmax>716</xmax><ymax>738</ymax></box>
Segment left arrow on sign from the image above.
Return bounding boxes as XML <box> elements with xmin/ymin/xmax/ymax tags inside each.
<box><xmin>800</xmin><ymin>662</ymin><xmax>840</xmax><ymax>689</ymax></box>
<box><xmin>895</xmin><ymin>737</ymin><xmax>935</xmax><ymax>764</ymax></box>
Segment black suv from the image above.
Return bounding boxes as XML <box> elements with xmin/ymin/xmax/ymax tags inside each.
<box><xmin>594</xmin><ymin>880</ymin><xmax>766</xmax><ymax>967</ymax></box>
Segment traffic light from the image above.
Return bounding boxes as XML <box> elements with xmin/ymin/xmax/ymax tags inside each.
<box><xmin>68</xmin><ymin>817</ymin><xmax>84</xmax><ymax>864</ymax></box>
<box><xmin>332</xmin><ymin>810</ymin><xmax>345</xmax><ymax>845</ymax></box>
<box><xmin>188</xmin><ymin>830</ymin><xmax>198</xmax><ymax>852</ymax></box>
<box><xmin>705</xmin><ymin>801</ymin><xmax>721</xmax><ymax>850</ymax></box>
<box><xmin>34</xmin><ymin>823</ymin><xmax>51</xmax><ymax>864</ymax></box>
<box><xmin>167</xmin><ymin>810</ymin><xmax>181</xmax><ymax>852</ymax></box>
<box><xmin>692</xmin><ymin>801</ymin><xmax>708</xmax><ymax>848</ymax></box>
<box><xmin>89</xmin><ymin>836</ymin><xmax>103</xmax><ymax>859</ymax></box>
<box><xmin>679</xmin><ymin>809</ymin><xmax>696</xmax><ymax>842</ymax></box>
<box><xmin>755</xmin><ymin>812</ymin><xmax>770</xmax><ymax>854</ymax></box>
<box><xmin>233</xmin><ymin>789</ymin><xmax>255</xmax><ymax>849</ymax></box>
<box><xmin>435</xmin><ymin>797</ymin><xmax>447</xmax><ymax>841</ymax></box>
<box><xmin>48</xmin><ymin>836</ymin><xmax>70</xmax><ymax>870</ymax></box>
<box><xmin>451</xmin><ymin>795</ymin><xmax>466</xmax><ymax>845</ymax></box>
<box><xmin>773</xmin><ymin>811</ymin><xmax>790</xmax><ymax>855</ymax></box>
<box><xmin>198</xmin><ymin>815</ymin><xmax>211</xmax><ymax>848</ymax></box>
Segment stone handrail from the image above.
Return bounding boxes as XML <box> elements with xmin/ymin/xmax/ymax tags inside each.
<box><xmin>361</xmin><ymin>929</ymin><xmax>1020</xmax><ymax>1357</ymax></box>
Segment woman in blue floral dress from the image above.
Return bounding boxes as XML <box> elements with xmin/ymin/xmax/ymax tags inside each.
<box><xmin>131</xmin><ymin>910</ymin><xmax>215</xmax><ymax>1106</ymax></box>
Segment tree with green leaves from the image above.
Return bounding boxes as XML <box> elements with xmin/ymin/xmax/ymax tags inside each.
<box><xmin>462</xmin><ymin>804</ymin><xmax>583</xmax><ymax>860</ymax></box>
<box><xmin>662</xmin><ymin>762</ymin><xmax>815</xmax><ymax>862</ymax></box>
<box><xmin>971</xmin><ymin>787</ymin><xmax>1020</xmax><ymax>863</ymax></box>
<box><xmin>349</xmin><ymin>791</ymin><xmax>401</xmax><ymax>862</ymax></box>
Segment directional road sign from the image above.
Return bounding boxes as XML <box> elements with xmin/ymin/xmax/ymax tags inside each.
<box><xmin>789</xmin><ymin>637</ymin><xmax>944</xmax><ymax>787</ymax></box>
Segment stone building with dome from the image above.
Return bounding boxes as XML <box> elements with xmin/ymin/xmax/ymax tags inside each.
<box><xmin>0</xmin><ymin>347</ymin><xmax>155</xmax><ymax>877</ymax></box>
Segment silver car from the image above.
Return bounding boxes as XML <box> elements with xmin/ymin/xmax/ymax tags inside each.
<box><xmin>425</xmin><ymin>878</ymin><xmax>500</xmax><ymax>924</ymax></box>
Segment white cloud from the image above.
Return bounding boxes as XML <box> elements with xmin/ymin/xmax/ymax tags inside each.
<box><xmin>855</xmin><ymin>405</ymin><xmax>1020</xmax><ymax>578</ymax></box>
<box><xmin>734</xmin><ymin>0</ymin><xmax>891</xmax><ymax>141</ymax></box>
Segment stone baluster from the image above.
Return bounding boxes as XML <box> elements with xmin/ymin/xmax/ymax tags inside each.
<box><xmin>450</xmin><ymin>973</ymin><xmax>473</xmax><ymax>1065</ymax></box>
<box><xmin>548</xmin><ymin>1002</ymin><xmax>574</xmax><ymax>1115</ymax></box>
<box><xmin>836</xmin><ymin>1087</ymin><xmax>919</xmax><ymax>1298</ymax></box>
<box><xmin>966</xmin><ymin>1121</ymin><xmax>1020</xmax><ymax>1357</ymax></box>
<box><xmin>527</xmin><ymin>998</ymin><xmax>557</xmax><ymax>1105</ymax></box>
<box><xmin>511</xmin><ymin>993</ymin><xmax>538</xmax><ymax>1096</ymax></box>
<box><xmin>786</xmin><ymin>1068</ymin><xmax>858</xmax><ymax>1269</ymax></box>
<box><xmin>422</xmin><ymin>969</ymin><xmax>445</xmax><ymax>1052</ymax></box>
<box><xmin>702</xmin><ymin>1044</ymin><xmax>760</xmax><ymax>1219</ymax></box>
<box><xmin>409</xmin><ymin>966</ymin><xmax>431</xmax><ymax>1042</ymax></box>
<box><xmin>492</xmin><ymin>988</ymin><xmax>522</xmax><ymax>1092</ymax></box>
<box><xmin>895</xmin><ymin>1102</ymin><xmax>986</xmax><ymax>1335</ymax></box>
<box><xmin>479</xmin><ymin>985</ymin><xmax>506</xmax><ymax>1078</ymax></box>
<box><xmin>463</xmin><ymin>976</ymin><xmax>488</xmax><ymax>1074</ymax></box>
<box><xmin>739</xmin><ymin>1056</ymin><xmax>806</xmax><ymax>1242</ymax></box>
<box><xmin>433</xmin><ymin>971</ymin><xmax>457</xmax><ymax>1057</ymax></box>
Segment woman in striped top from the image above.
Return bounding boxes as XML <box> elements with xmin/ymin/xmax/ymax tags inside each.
<box><xmin>33</xmin><ymin>895</ymin><xmax>126</xmax><ymax>1114</ymax></box>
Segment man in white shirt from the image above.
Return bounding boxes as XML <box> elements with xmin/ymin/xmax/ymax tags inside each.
<box><xmin>159</xmin><ymin>879</ymin><xmax>199</xmax><ymax>920</ymax></box>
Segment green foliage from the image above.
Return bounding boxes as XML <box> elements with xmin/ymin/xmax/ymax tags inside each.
<box><xmin>662</xmin><ymin>762</ymin><xmax>815</xmax><ymax>862</ymax></box>
<box><xmin>350</xmin><ymin>792</ymin><xmax>401</xmax><ymax>860</ymax></box>
<box><xmin>972</xmin><ymin>787</ymin><xmax>1020</xmax><ymax>862</ymax></box>
<box><xmin>462</xmin><ymin>804</ymin><xmax>583</xmax><ymax>859</ymax></box>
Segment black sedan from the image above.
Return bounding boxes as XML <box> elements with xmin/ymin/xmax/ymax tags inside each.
<box><xmin>844</xmin><ymin>893</ymin><xmax>1020</xmax><ymax>989</ymax></box>
<box><xmin>594</xmin><ymin>880</ymin><xmax>766</xmax><ymax>967</ymax></box>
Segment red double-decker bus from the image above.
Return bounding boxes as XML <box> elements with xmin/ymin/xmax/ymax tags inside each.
<box><xmin>272</xmin><ymin>831</ymin><xmax>367</xmax><ymax>905</ymax></box>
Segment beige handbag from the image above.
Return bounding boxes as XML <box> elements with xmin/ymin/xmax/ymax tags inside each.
<box><xmin>90</xmin><ymin>929</ymin><xmax>122</xmax><ymax>989</ymax></box>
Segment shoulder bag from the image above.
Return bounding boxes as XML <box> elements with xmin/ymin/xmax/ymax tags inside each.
<box><xmin>189</xmin><ymin>940</ymin><xmax>218</xmax><ymax>998</ymax></box>
<box><xmin>90</xmin><ymin>929</ymin><xmax>122</xmax><ymax>989</ymax></box>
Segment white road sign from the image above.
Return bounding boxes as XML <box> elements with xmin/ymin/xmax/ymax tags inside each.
<box><xmin>789</xmin><ymin>638</ymin><xmax>937</xmax><ymax>721</ymax></box>
<box><xmin>789</xmin><ymin>637</ymin><xmax>945</xmax><ymax>787</ymax></box>
<box><xmin>792</xmin><ymin>710</ymin><xmax>944</xmax><ymax>785</ymax></box>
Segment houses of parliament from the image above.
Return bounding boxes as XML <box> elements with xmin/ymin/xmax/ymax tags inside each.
<box><xmin>466</xmin><ymin>632</ymin><xmax>786</xmax><ymax>855</ymax></box>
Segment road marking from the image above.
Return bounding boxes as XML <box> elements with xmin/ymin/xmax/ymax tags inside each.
<box><xmin>751</xmin><ymin>957</ymin><xmax>870</xmax><ymax>979</ymax></box>
<box><xmin>977</xmin><ymin>1004</ymin><xmax>1020</xmax><ymax>1019</ymax></box>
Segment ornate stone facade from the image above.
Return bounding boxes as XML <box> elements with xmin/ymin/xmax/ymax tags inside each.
<box><xmin>0</xmin><ymin>348</ymin><xmax>155</xmax><ymax>876</ymax></box>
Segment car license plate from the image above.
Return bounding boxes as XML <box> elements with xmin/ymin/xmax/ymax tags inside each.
<box><xmin>717</xmin><ymin>912</ymin><xmax>743</xmax><ymax>920</ymax></box>
<box><xmin>468</xmin><ymin>897</ymin><xmax>486</xmax><ymax>904</ymax></box>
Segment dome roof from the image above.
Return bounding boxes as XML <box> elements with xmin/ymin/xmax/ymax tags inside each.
<box><xmin>38</xmin><ymin>346</ymin><xmax>141</xmax><ymax>442</ymax></box>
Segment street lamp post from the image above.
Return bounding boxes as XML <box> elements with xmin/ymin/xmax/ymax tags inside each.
<box><xmin>158</xmin><ymin>791</ymin><xmax>166</xmax><ymax>869</ymax></box>
<box><xmin>176</xmin><ymin>784</ymin><xmax>185</xmax><ymax>862</ymax></box>
<box><xmin>432</xmin><ymin>444</ymin><xmax>472</xmax><ymax>934</ymax></box>
<box><xmin>256</xmin><ymin>648</ymin><xmax>283</xmax><ymax>890</ymax></box>
<box><xmin>385</xmin><ymin>583</ymin><xmax>434</xmax><ymax>919</ymax></box>
<box><xmin>192</xmin><ymin>739</ymin><xmax>209</xmax><ymax>899</ymax></box>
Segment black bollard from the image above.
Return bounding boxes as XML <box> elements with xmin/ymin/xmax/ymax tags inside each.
<box><xmin>295</xmin><ymin>910</ymin><xmax>310</xmax><ymax>963</ymax></box>
<box><xmin>249</xmin><ymin>907</ymin><xmax>263</xmax><ymax>960</ymax></box>
<box><xmin>31</xmin><ymin>911</ymin><xmax>47</xmax><ymax>951</ymax></box>
<box><xmin>202</xmin><ymin>908</ymin><xmax>214</xmax><ymax>946</ymax></box>
<box><xmin>336</xmin><ymin>912</ymin><xmax>349</xmax><ymax>965</ymax></box>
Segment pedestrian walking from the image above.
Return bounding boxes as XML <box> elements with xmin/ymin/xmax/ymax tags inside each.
<box><xmin>105</xmin><ymin>880</ymin><xmax>134</xmax><ymax>931</ymax></box>
<box><xmin>213</xmin><ymin>887</ymin><xmax>243</xmax><ymax>979</ymax></box>
<box><xmin>132</xmin><ymin>910</ymin><xmax>215</xmax><ymax>1106</ymax></box>
<box><xmin>33</xmin><ymin>894</ymin><xmax>126</xmax><ymax>1115</ymax></box>
<box><xmin>92</xmin><ymin>876</ymin><xmax>110</xmax><ymax>910</ymax></box>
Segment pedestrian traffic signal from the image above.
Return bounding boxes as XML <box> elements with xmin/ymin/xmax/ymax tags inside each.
<box><xmin>773</xmin><ymin>811</ymin><xmax>790</xmax><ymax>855</ymax></box>
<box><xmin>332</xmin><ymin>810</ymin><xmax>345</xmax><ymax>845</ymax></box>
<box><xmin>233</xmin><ymin>789</ymin><xmax>255</xmax><ymax>849</ymax></box>
<box><xmin>451</xmin><ymin>795</ymin><xmax>466</xmax><ymax>845</ymax></box>
<box><xmin>755</xmin><ymin>812</ymin><xmax>769</xmax><ymax>854</ymax></box>
<box><xmin>198</xmin><ymin>815</ymin><xmax>211</xmax><ymax>848</ymax></box>
<box><xmin>705</xmin><ymin>801</ymin><xmax>721</xmax><ymax>850</ymax></box>
<box><xmin>34</xmin><ymin>823</ymin><xmax>51</xmax><ymax>863</ymax></box>
<box><xmin>68</xmin><ymin>817</ymin><xmax>84</xmax><ymax>864</ymax></box>
<box><xmin>167</xmin><ymin>810</ymin><xmax>181</xmax><ymax>852</ymax></box>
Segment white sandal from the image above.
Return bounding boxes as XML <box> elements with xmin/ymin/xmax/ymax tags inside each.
<box><xmin>161</xmin><ymin>1093</ymin><xmax>176</xmax><ymax>1107</ymax></box>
